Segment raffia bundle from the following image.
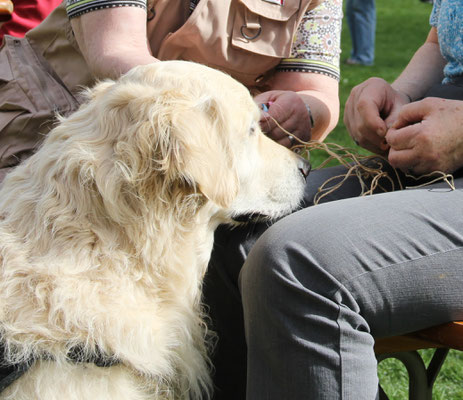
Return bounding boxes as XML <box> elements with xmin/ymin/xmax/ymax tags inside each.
<box><xmin>289</xmin><ymin>136</ymin><xmax>455</xmax><ymax>205</ymax></box>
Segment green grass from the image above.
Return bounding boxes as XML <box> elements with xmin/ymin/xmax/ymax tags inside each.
<box><xmin>378</xmin><ymin>349</ymin><xmax>463</xmax><ymax>399</ymax></box>
<box><xmin>323</xmin><ymin>1</ymin><xmax>463</xmax><ymax>398</ymax></box>
<box><xmin>311</xmin><ymin>0</ymin><xmax>433</xmax><ymax>166</ymax></box>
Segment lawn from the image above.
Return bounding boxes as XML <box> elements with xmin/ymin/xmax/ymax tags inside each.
<box><xmin>322</xmin><ymin>0</ymin><xmax>463</xmax><ymax>398</ymax></box>
<box><xmin>327</xmin><ymin>0</ymin><xmax>433</xmax><ymax>153</ymax></box>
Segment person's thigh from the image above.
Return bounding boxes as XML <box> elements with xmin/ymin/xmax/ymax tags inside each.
<box><xmin>203</xmin><ymin>164</ymin><xmax>371</xmax><ymax>397</ymax></box>
<box><xmin>246</xmin><ymin>184</ymin><xmax>463</xmax><ymax>335</ymax></box>
<box><xmin>240</xmin><ymin>184</ymin><xmax>463</xmax><ymax>399</ymax></box>
<box><xmin>203</xmin><ymin>164</ymin><xmax>368</xmax><ymax>399</ymax></box>
<box><xmin>203</xmin><ymin>163</ymin><xmax>459</xmax><ymax>399</ymax></box>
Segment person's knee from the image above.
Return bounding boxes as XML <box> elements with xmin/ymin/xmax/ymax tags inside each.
<box><xmin>239</xmin><ymin>203</ymin><xmax>370</xmax><ymax>310</ymax></box>
<box><xmin>239</xmin><ymin>212</ymin><xmax>332</xmax><ymax>312</ymax></box>
<box><xmin>239</xmin><ymin>221</ymin><xmax>295</xmax><ymax>313</ymax></box>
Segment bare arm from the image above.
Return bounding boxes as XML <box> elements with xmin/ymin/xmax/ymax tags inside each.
<box><xmin>70</xmin><ymin>6</ymin><xmax>158</xmax><ymax>79</ymax></box>
<box><xmin>391</xmin><ymin>27</ymin><xmax>446</xmax><ymax>101</ymax></box>
<box><xmin>344</xmin><ymin>27</ymin><xmax>446</xmax><ymax>154</ymax></box>
<box><xmin>254</xmin><ymin>0</ymin><xmax>341</xmax><ymax>147</ymax></box>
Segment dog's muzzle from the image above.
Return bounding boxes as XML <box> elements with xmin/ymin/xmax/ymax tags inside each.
<box><xmin>298</xmin><ymin>156</ymin><xmax>311</xmax><ymax>179</ymax></box>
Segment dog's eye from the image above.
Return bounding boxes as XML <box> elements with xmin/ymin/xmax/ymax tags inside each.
<box><xmin>249</xmin><ymin>123</ymin><xmax>257</xmax><ymax>136</ymax></box>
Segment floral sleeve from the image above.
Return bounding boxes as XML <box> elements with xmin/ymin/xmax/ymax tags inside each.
<box><xmin>66</xmin><ymin>0</ymin><xmax>342</xmax><ymax>81</ymax></box>
<box><xmin>276</xmin><ymin>0</ymin><xmax>342</xmax><ymax>81</ymax></box>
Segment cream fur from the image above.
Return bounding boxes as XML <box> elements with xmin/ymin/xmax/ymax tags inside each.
<box><xmin>0</xmin><ymin>61</ymin><xmax>307</xmax><ymax>399</ymax></box>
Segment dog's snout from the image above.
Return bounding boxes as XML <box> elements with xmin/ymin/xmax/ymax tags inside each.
<box><xmin>297</xmin><ymin>156</ymin><xmax>311</xmax><ymax>179</ymax></box>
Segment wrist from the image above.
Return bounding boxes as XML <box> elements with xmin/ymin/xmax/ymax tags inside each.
<box><xmin>305</xmin><ymin>103</ymin><xmax>315</xmax><ymax>128</ymax></box>
<box><xmin>395</xmin><ymin>89</ymin><xmax>413</xmax><ymax>103</ymax></box>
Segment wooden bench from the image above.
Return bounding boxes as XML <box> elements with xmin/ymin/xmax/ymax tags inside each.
<box><xmin>375</xmin><ymin>321</ymin><xmax>463</xmax><ymax>400</ymax></box>
<box><xmin>0</xmin><ymin>0</ymin><xmax>13</xmax><ymax>23</ymax></box>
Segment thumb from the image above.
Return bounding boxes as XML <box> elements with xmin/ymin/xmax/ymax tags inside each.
<box><xmin>384</xmin><ymin>104</ymin><xmax>402</xmax><ymax>129</ymax></box>
<box><xmin>391</xmin><ymin>100</ymin><xmax>430</xmax><ymax>129</ymax></box>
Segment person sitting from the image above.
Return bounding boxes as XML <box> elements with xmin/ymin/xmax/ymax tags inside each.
<box><xmin>206</xmin><ymin>0</ymin><xmax>463</xmax><ymax>398</ymax></box>
<box><xmin>0</xmin><ymin>0</ymin><xmax>343</xmax><ymax>398</ymax></box>
<box><xmin>0</xmin><ymin>0</ymin><xmax>342</xmax><ymax>184</ymax></box>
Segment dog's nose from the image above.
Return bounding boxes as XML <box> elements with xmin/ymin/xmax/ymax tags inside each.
<box><xmin>297</xmin><ymin>156</ymin><xmax>311</xmax><ymax>179</ymax></box>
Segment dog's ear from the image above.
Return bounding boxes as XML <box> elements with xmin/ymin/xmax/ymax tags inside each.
<box><xmin>169</xmin><ymin>96</ymin><xmax>240</xmax><ymax>208</ymax></box>
<box><xmin>88</xmin><ymin>76</ymin><xmax>241</xmax><ymax>210</ymax></box>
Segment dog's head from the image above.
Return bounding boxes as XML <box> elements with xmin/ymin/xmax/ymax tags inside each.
<box><xmin>34</xmin><ymin>61</ymin><xmax>308</xmax><ymax>227</ymax></box>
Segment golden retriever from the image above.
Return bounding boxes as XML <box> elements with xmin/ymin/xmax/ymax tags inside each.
<box><xmin>0</xmin><ymin>61</ymin><xmax>309</xmax><ymax>400</ymax></box>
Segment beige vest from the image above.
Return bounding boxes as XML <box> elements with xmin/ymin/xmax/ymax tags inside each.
<box><xmin>147</xmin><ymin>0</ymin><xmax>320</xmax><ymax>88</ymax></box>
<box><xmin>0</xmin><ymin>0</ymin><xmax>321</xmax><ymax>181</ymax></box>
<box><xmin>26</xmin><ymin>0</ymin><xmax>321</xmax><ymax>93</ymax></box>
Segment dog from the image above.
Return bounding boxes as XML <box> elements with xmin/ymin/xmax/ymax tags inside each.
<box><xmin>0</xmin><ymin>60</ymin><xmax>310</xmax><ymax>399</ymax></box>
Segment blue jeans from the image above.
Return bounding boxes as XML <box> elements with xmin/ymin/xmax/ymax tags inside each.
<box><xmin>345</xmin><ymin>0</ymin><xmax>376</xmax><ymax>65</ymax></box>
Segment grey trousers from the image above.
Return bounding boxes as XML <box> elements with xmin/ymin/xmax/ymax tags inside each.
<box><xmin>204</xmin><ymin>164</ymin><xmax>463</xmax><ymax>400</ymax></box>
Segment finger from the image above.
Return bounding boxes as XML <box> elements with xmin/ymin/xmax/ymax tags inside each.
<box><xmin>353</xmin><ymin>123</ymin><xmax>390</xmax><ymax>153</ymax></box>
<box><xmin>344</xmin><ymin>94</ymin><xmax>365</xmax><ymax>138</ymax></box>
<box><xmin>386</xmin><ymin>124</ymin><xmax>420</xmax><ymax>151</ymax></box>
<box><xmin>275</xmin><ymin>134</ymin><xmax>295</xmax><ymax>149</ymax></box>
<box><xmin>262</xmin><ymin>109</ymin><xmax>294</xmax><ymax>141</ymax></box>
<box><xmin>348</xmin><ymin>121</ymin><xmax>389</xmax><ymax>154</ymax></box>
<box><xmin>343</xmin><ymin>95</ymin><xmax>356</xmax><ymax>135</ymax></box>
<box><xmin>345</xmin><ymin>95</ymin><xmax>388</xmax><ymax>151</ymax></box>
<box><xmin>283</xmin><ymin>117</ymin><xmax>312</xmax><ymax>143</ymax></box>
<box><xmin>352</xmin><ymin>82</ymin><xmax>389</xmax><ymax>134</ymax></box>
<box><xmin>274</xmin><ymin>114</ymin><xmax>310</xmax><ymax>142</ymax></box>
<box><xmin>359</xmin><ymin>135</ymin><xmax>389</xmax><ymax>155</ymax></box>
<box><xmin>259</xmin><ymin>114</ymin><xmax>277</xmax><ymax>135</ymax></box>
<box><xmin>269</xmin><ymin>120</ymin><xmax>297</xmax><ymax>142</ymax></box>
<box><xmin>388</xmin><ymin>147</ymin><xmax>418</xmax><ymax>172</ymax></box>
<box><xmin>391</xmin><ymin>101</ymin><xmax>430</xmax><ymax>129</ymax></box>
<box><xmin>259</xmin><ymin>99</ymin><xmax>284</xmax><ymax>126</ymax></box>
<box><xmin>383</xmin><ymin>104</ymin><xmax>402</xmax><ymax>129</ymax></box>
<box><xmin>355</xmin><ymin>96</ymin><xmax>388</xmax><ymax>138</ymax></box>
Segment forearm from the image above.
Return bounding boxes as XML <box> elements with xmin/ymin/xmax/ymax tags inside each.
<box><xmin>391</xmin><ymin>27</ymin><xmax>446</xmax><ymax>101</ymax></box>
<box><xmin>71</xmin><ymin>7</ymin><xmax>158</xmax><ymax>80</ymax></box>
<box><xmin>84</xmin><ymin>47</ymin><xmax>158</xmax><ymax>80</ymax></box>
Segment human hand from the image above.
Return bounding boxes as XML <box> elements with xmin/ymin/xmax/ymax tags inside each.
<box><xmin>386</xmin><ymin>98</ymin><xmax>463</xmax><ymax>175</ymax></box>
<box><xmin>344</xmin><ymin>78</ymin><xmax>411</xmax><ymax>154</ymax></box>
<box><xmin>254</xmin><ymin>90</ymin><xmax>312</xmax><ymax>148</ymax></box>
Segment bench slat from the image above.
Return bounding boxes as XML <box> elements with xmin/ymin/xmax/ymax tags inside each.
<box><xmin>375</xmin><ymin>321</ymin><xmax>463</xmax><ymax>355</ymax></box>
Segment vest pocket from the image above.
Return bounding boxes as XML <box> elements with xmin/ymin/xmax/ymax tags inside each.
<box><xmin>0</xmin><ymin>37</ymin><xmax>79</xmax><ymax>181</ymax></box>
<box><xmin>232</xmin><ymin>0</ymin><xmax>301</xmax><ymax>58</ymax></box>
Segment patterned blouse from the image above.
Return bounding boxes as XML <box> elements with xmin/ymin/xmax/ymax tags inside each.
<box><xmin>66</xmin><ymin>0</ymin><xmax>342</xmax><ymax>81</ymax></box>
<box><xmin>430</xmin><ymin>0</ymin><xmax>463</xmax><ymax>83</ymax></box>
